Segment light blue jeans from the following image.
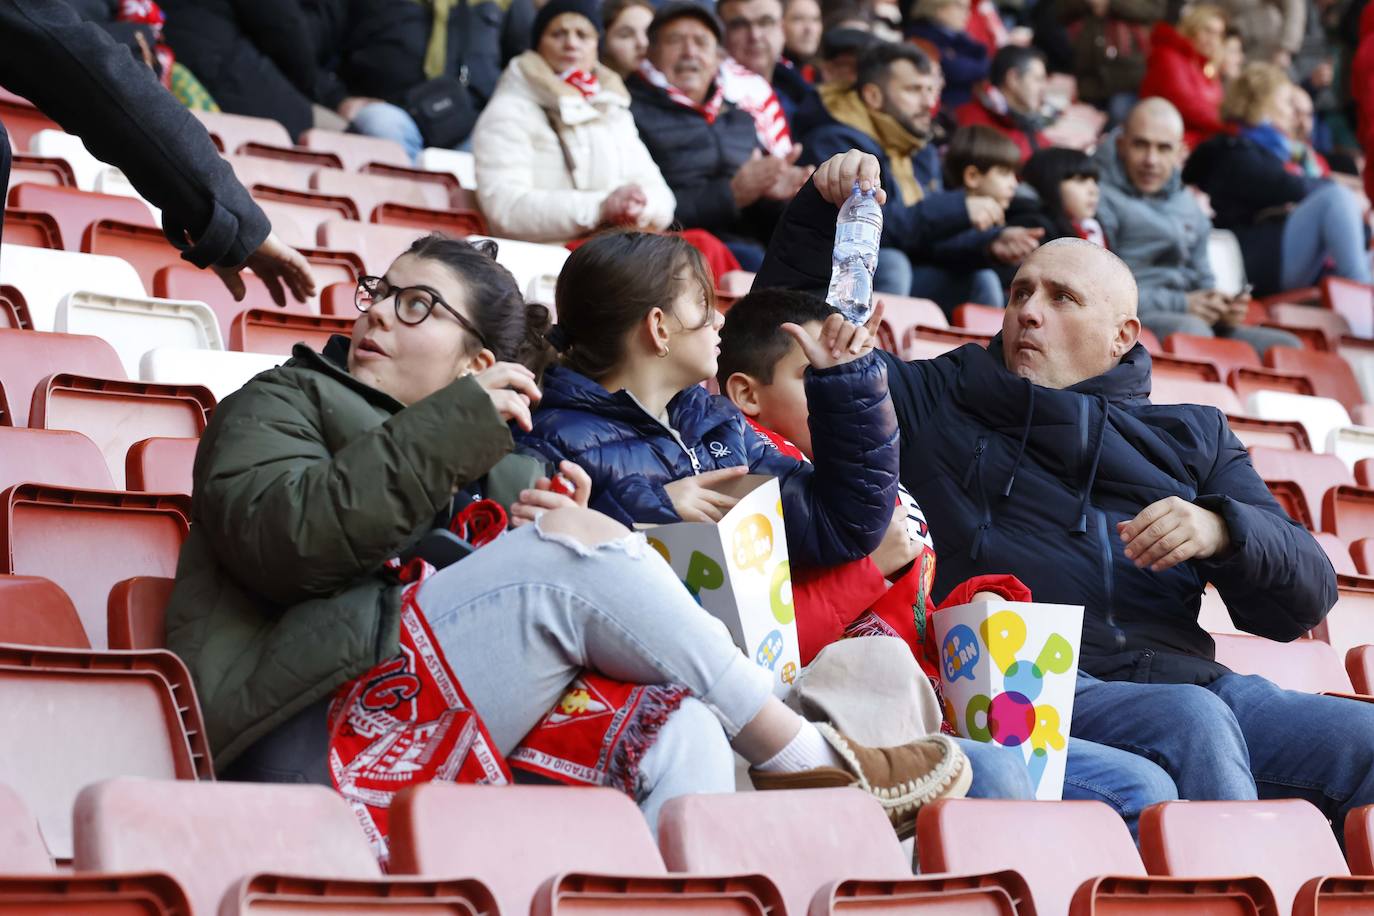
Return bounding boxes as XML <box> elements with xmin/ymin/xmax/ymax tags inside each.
<box><xmin>349</xmin><ymin>101</ymin><xmax>425</xmax><ymax>163</ymax></box>
<box><xmin>1280</xmin><ymin>181</ymin><xmax>1373</xmax><ymax>290</ymax></box>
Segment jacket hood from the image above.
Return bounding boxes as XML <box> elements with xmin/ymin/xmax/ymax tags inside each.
<box><xmin>539</xmin><ymin>364</ymin><xmax>740</xmax><ymax>440</ymax></box>
<box><xmin>1093</xmin><ymin>126</ymin><xmax>1184</xmax><ymax>199</ymax></box>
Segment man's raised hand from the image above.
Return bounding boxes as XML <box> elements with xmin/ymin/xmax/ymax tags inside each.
<box><xmin>782</xmin><ymin>300</ymin><xmax>885</xmax><ymax>369</ymax></box>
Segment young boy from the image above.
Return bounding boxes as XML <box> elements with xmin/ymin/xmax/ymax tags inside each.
<box><xmin>718</xmin><ymin>287</ymin><xmax>1026</xmax><ymax>673</ymax></box>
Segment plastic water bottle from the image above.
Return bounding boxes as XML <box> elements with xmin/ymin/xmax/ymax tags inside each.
<box><xmin>825</xmin><ymin>182</ymin><xmax>883</xmax><ymax>324</ymax></box>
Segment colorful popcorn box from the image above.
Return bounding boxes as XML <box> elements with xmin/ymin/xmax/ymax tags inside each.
<box><xmin>641</xmin><ymin>475</ymin><xmax>799</xmax><ymax>696</ymax></box>
<box><xmin>934</xmin><ymin>599</ymin><xmax>1084</xmax><ymax>799</ymax></box>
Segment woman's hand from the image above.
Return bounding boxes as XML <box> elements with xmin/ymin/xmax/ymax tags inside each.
<box><xmin>665</xmin><ymin>466</ymin><xmax>749</xmax><ymax>522</ymax></box>
<box><xmin>510</xmin><ymin>460</ymin><xmax>592</xmax><ymax>527</ymax></box>
<box><xmin>474</xmin><ymin>362</ymin><xmax>541</xmax><ymax>431</ymax></box>
<box><xmin>813</xmin><ymin>150</ymin><xmax>888</xmax><ymax>206</ymax></box>
<box><xmin>600</xmin><ymin>184</ymin><xmax>648</xmax><ymax>226</ymax></box>
<box><xmin>782</xmin><ymin>300</ymin><xmax>885</xmax><ymax>369</ymax></box>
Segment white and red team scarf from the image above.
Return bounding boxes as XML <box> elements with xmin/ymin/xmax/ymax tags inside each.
<box><xmin>638</xmin><ymin>57</ymin><xmax>792</xmax><ymax>156</ymax></box>
<box><xmin>638</xmin><ymin>58</ymin><xmax>725</xmax><ymax>123</ymax></box>
<box><xmin>558</xmin><ymin>67</ymin><xmax>603</xmax><ymax>100</ymax></box>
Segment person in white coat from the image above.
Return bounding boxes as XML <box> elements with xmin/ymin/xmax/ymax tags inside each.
<box><xmin>473</xmin><ymin>0</ymin><xmax>676</xmax><ymax>244</ymax></box>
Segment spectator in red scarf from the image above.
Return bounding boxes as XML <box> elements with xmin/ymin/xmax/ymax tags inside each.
<box><xmin>955</xmin><ymin>45</ymin><xmax>1052</xmax><ymax>162</ymax></box>
<box><xmin>1138</xmin><ymin>5</ymin><xmax>1228</xmax><ymax>149</ymax></box>
<box><xmin>719</xmin><ymin>0</ymin><xmax>817</xmax><ymax>122</ymax></box>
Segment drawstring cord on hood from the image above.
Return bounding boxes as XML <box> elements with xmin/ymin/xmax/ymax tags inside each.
<box><xmin>1002</xmin><ymin>379</ymin><xmax>1034</xmax><ymax>498</ymax></box>
<box><xmin>1073</xmin><ymin>393</ymin><xmax>1110</xmax><ymax>534</ymax></box>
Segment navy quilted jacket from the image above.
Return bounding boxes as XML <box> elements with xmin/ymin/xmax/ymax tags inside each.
<box><xmin>518</xmin><ymin>357</ymin><xmax>900</xmax><ymax>567</ymax></box>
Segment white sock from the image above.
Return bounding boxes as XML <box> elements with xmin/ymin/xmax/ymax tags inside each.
<box><xmin>753</xmin><ymin>721</ymin><xmax>846</xmax><ymax>773</ymax></box>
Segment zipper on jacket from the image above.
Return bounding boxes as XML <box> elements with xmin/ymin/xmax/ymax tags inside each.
<box><xmin>625</xmin><ymin>390</ymin><xmax>703</xmax><ymax>474</ymax></box>
<box><xmin>964</xmin><ymin>436</ymin><xmax>992</xmax><ymax>560</ymax></box>
<box><xmin>1095</xmin><ymin>510</ymin><xmax>1124</xmax><ymax>648</ymax></box>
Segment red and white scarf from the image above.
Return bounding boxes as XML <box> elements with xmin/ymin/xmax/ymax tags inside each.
<box><xmin>717</xmin><ymin>57</ymin><xmax>793</xmax><ymax>156</ymax></box>
<box><xmin>559</xmin><ymin>67</ymin><xmax>602</xmax><ymax>100</ymax></box>
<box><xmin>638</xmin><ymin>58</ymin><xmax>725</xmax><ymax>124</ymax></box>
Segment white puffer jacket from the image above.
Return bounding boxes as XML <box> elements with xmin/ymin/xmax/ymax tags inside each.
<box><xmin>473</xmin><ymin>52</ymin><xmax>676</xmax><ymax>243</ymax></box>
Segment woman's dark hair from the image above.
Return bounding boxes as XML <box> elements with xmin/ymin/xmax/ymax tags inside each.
<box><xmin>404</xmin><ymin>234</ymin><xmax>556</xmax><ymax>377</ymax></box>
<box><xmin>551</xmin><ymin>231</ymin><xmax>716</xmax><ymax>381</ymax></box>
<box><xmin>1021</xmin><ymin>147</ymin><xmax>1099</xmax><ymax>224</ymax></box>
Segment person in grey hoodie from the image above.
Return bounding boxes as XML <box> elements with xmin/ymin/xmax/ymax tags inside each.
<box><xmin>1094</xmin><ymin>97</ymin><xmax>1298</xmax><ymax>357</ymax></box>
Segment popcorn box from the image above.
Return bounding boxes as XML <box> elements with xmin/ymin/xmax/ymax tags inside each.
<box><xmin>641</xmin><ymin>475</ymin><xmax>798</xmax><ymax>696</ymax></box>
<box><xmin>933</xmin><ymin>600</ymin><xmax>1083</xmax><ymax>799</ymax></box>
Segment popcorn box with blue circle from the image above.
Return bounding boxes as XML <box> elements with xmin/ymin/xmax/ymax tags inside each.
<box><xmin>640</xmin><ymin>475</ymin><xmax>798</xmax><ymax>697</ymax></box>
<box><xmin>933</xmin><ymin>599</ymin><xmax>1083</xmax><ymax>799</ymax></box>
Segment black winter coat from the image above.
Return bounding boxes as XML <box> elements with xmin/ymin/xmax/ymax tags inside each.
<box><xmin>755</xmin><ymin>179</ymin><xmax>1338</xmax><ymax>685</ymax></box>
<box><xmin>517</xmin><ymin>359</ymin><xmax>900</xmax><ymax>568</ymax></box>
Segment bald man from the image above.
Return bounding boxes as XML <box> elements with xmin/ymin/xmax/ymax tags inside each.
<box><xmin>757</xmin><ymin>151</ymin><xmax>1365</xmax><ymax>838</ymax></box>
<box><xmin>1094</xmin><ymin>98</ymin><xmax>1298</xmax><ymax>356</ymax></box>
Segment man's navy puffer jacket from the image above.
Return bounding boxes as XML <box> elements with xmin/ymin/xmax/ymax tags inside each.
<box><xmin>518</xmin><ymin>356</ymin><xmax>900</xmax><ymax>568</ymax></box>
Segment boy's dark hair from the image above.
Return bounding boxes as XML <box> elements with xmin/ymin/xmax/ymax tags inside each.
<box><xmin>1021</xmin><ymin>147</ymin><xmax>1099</xmax><ymax>223</ymax></box>
<box><xmin>855</xmin><ymin>41</ymin><xmax>932</xmax><ymax>93</ymax></box>
<box><xmin>989</xmin><ymin>44</ymin><xmax>1045</xmax><ymax>89</ymax></box>
<box><xmin>717</xmin><ymin>288</ymin><xmax>837</xmax><ymax>387</ymax></box>
<box><xmin>942</xmin><ymin>124</ymin><xmax>1022</xmax><ymax>188</ymax></box>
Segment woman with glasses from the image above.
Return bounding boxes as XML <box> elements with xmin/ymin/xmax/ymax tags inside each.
<box><xmin>166</xmin><ymin>233</ymin><xmax>966</xmax><ymax>845</ymax></box>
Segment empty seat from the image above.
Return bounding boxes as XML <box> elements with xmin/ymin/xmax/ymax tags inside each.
<box><xmin>297</xmin><ymin>246</ymin><xmax>366</xmax><ymax>307</ymax></box>
<box><xmin>106</xmin><ymin>576</ymin><xmax>175</xmax><ymax>651</ymax></box>
<box><xmin>56</xmin><ymin>292</ymin><xmax>223</xmax><ymax>377</ymax></box>
<box><xmin>1315</xmin><ymin>531</ymin><xmax>1360</xmax><ymax>576</ymax></box>
<box><xmin>0</xmin><ymin>243</ymin><xmax>145</xmax><ymax>332</ymax></box>
<box><xmin>951</xmin><ymin>303</ymin><xmax>1004</xmax><ymax>335</ymax></box>
<box><xmin>126</xmin><ymin>437</ymin><xmax>197</xmax><ymax>498</ymax></box>
<box><xmin>1140</xmin><ymin>799</ymin><xmax>1372</xmax><ymax>916</ymax></box>
<box><xmin>82</xmin><ymin>219</ymin><xmax>182</xmax><ymax>291</ymax></box>
<box><xmin>1264</xmin><ymin>479</ymin><xmax>1314</xmax><ymax>528</ymax></box>
<box><xmin>253</xmin><ymin>188</ymin><xmax>358</xmax><ymax>250</ymax></box>
<box><xmin>917</xmin><ymin>798</ymin><xmax>1278</xmax><ymax>915</ymax></box>
<box><xmin>8</xmin><ymin>153</ymin><xmax>77</xmax><ymax>190</ymax></box>
<box><xmin>0</xmin><ymin>328</ymin><xmax>125</xmax><ymax>426</ymax></box>
<box><xmin>1210</xmin><ymin>633</ymin><xmax>1357</xmax><ymax>695</ymax></box>
<box><xmin>190</xmin><ymin>109</ymin><xmax>291</xmax><ymax>154</ymax></box>
<box><xmin>29</xmin><ymin>129</ymin><xmax>114</xmax><ymax>192</ymax></box>
<box><xmin>30</xmin><ymin>374</ymin><xmax>212</xmax><ymax>488</ymax></box>
<box><xmin>0</xmin><ymin>573</ymin><xmax>90</xmax><ymax>649</ymax></box>
<box><xmin>319</xmin><ymin>219</ymin><xmax>429</xmax><ymax>275</ymax></box>
<box><xmin>1269</xmin><ymin>302</ymin><xmax>1350</xmax><ymax>348</ymax></box>
<box><xmin>1266</xmin><ymin>347</ymin><xmax>1365</xmax><ymax>412</ymax></box>
<box><xmin>8</xmin><ymin>183</ymin><xmax>155</xmax><ymax>254</ymax></box>
<box><xmin>230</xmin><ymin>309</ymin><xmax>355</xmax><ymax>355</ymax></box>
<box><xmin>1229</xmin><ymin>366</ymin><xmax>1316</xmax><ymax>402</ymax></box>
<box><xmin>153</xmin><ymin>263</ymin><xmax>308</xmax><ymax>343</ymax></box>
<box><xmin>0</xmin><ymin>98</ymin><xmax>61</xmax><ymax>151</ymax></box>
<box><xmin>221</xmin><ymin>874</ymin><xmax>497</xmax><ymax>915</ymax></box>
<box><xmin>321</xmin><ymin>280</ymin><xmax>356</xmax><ymax>317</ymax></box>
<box><xmin>714</xmin><ymin>270</ymin><xmax>755</xmax><ymax>310</ymax></box>
<box><xmin>4</xmin><ymin>208</ymin><xmax>63</xmax><ymax>249</ymax></box>
<box><xmin>1323</xmin><ymin>486</ymin><xmax>1374</xmax><ymax>542</ymax></box>
<box><xmin>418</xmin><ymin>147</ymin><xmax>477</xmax><ymax>188</ymax></box>
<box><xmin>73</xmin><ymin>779</ymin><xmax>381</xmax><ymax>916</ymax></box>
<box><xmin>0</xmin><ymin>484</ymin><xmax>190</xmax><ymax>647</ymax></box>
<box><xmin>1338</xmin><ymin>338</ymin><xmax>1374</xmax><ymax>405</ymax></box>
<box><xmin>1163</xmin><ymin>333</ymin><xmax>1261</xmax><ymax>382</ymax></box>
<box><xmin>225</xmin><ymin>152</ymin><xmax>329</xmax><ymax>193</ymax></box>
<box><xmin>1348</xmin><ymin>646</ymin><xmax>1374</xmax><ymax>696</ymax></box>
<box><xmin>1246</xmin><ymin>391</ymin><xmax>1353</xmax><ymax>455</ymax></box>
<box><xmin>470</xmin><ymin>236</ymin><xmax>570</xmax><ymax>296</ymax></box>
<box><xmin>0</xmin><ymin>428</ymin><xmax>113</xmax><ymax>492</ymax></box>
<box><xmin>660</xmin><ymin>789</ymin><xmax>1030</xmax><ymax>915</ymax></box>
<box><xmin>877</xmin><ymin>294</ymin><xmax>947</xmax><ymax>342</ymax></box>
<box><xmin>313</xmin><ymin>168</ymin><xmax>453</xmax><ymax>216</ymax></box>
<box><xmin>1228</xmin><ymin>416</ymin><xmax>1312</xmax><ymax>451</ymax></box>
<box><xmin>1329</xmin><ymin>425</ymin><xmax>1374</xmax><ymax>471</ymax></box>
<box><xmin>1150</xmin><ymin>378</ymin><xmax>1243</xmax><ymax>413</ymax></box>
<box><xmin>372</xmin><ymin>201</ymin><xmax>487</xmax><ymax>238</ymax></box>
<box><xmin>1322</xmin><ymin>277</ymin><xmax>1373</xmax><ymax>339</ymax></box>
<box><xmin>300</xmin><ymin>128</ymin><xmax>411</xmax><ymax>171</ymax></box>
<box><xmin>1152</xmin><ymin>354</ymin><xmax>1220</xmax><ymax>383</ymax></box>
<box><xmin>140</xmin><ymin>347</ymin><xmax>282</xmax><ymax>402</ymax></box>
<box><xmin>1248</xmin><ymin>446</ymin><xmax>1353</xmax><ymax>529</ymax></box>
<box><xmin>0</xmin><ymin>781</ymin><xmax>53</xmax><ymax>872</ymax></box>
<box><xmin>0</xmin><ymin>645</ymin><xmax>212</xmax><ymax>859</ymax></box>
<box><xmin>1313</xmin><ymin>582</ymin><xmax>1374</xmax><ymax>661</ymax></box>
<box><xmin>0</xmin><ymin>873</ymin><xmax>193</xmax><ymax>914</ymax></box>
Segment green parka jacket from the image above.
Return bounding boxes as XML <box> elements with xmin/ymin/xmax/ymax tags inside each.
<box><xmin>167</xmin><ymin>339</ymin><xmax>514</xmax><ymax>771</ymax></box>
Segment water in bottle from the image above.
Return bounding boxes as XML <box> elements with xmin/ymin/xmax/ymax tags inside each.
<box><xmin>825</xmin><ymin>181</ymin><xmax>883</xmax><ymax>324</ymax></box>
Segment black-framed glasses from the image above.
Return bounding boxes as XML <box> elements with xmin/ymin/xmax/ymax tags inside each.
<box><xmin>355</xmin><ymin>275</ymin><xmax>489</xmax><ymax>348</ymax></box>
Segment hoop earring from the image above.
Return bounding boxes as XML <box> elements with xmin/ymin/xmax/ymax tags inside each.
<box><xmin>657</xmin><ymin>345</ymin><xmax>670</xmax><ymax>358</ymax></box>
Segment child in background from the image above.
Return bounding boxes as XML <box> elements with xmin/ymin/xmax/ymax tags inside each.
<box><xmin>1012</xmin><ymin>147</ymin><xmax>1108</xmax><ymax>249</ymax></box>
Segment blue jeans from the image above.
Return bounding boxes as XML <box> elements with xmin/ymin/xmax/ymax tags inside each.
<box><xmin>874</xmin><ymin>249</ymin><xmax>1005</xmax><ymax>314</ymax></box>
<box><xmin>958</xmin><ymin>735</ymin><xmax>1177</xmax><ymax>838</ymax></box>
<box><xmin>1280</xmin><ymin>182</ymin><xmax>1373</xmax><ymax>289</ymax></box>
<box><xmin>1072</xmin><ymin>670</ymin><xmax>1374</xmax><ymax>835</ymax></box>
<box><xmin>349</xmin><ymin>101</ymin><xmax>425</xmax><ymax>163</ymax></box>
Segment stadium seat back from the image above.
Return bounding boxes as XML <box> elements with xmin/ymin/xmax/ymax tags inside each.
<box><xmin>230</xmin><ymin>309</ymin><xmax>354</xmax><ymax>355</ymax></box>
<box><xmin>418</xmin><ymin>148</ymin><xmax>477</xmax><ymax>188</ymax></box>
<box><xmin>0</xmin><ymin>781</ymin><xmax>52</xmax><ymax>873</ymax></box>
<box><xmin>1150</xmin><ymin>378</ymin><xmax>1243</xmax><ymax>413</ymax></box>
<box><xmin>1316</xmin><ymin>585</ymin><xmax>1374</xmax><ymax>660</ymax></box>
<box><xmin>659</xmin><ymin>789</ymin><xmax>909</xmax><ymax>916</ymax></box>
<box><xmin>0</xmin><ymin>484</ymin><xmax>190</xmax><ymax>648</ymax></box>
<box><xmin>56</xmin><ymin>292</ymin><xmax>223</xmax><ymax>378</ymax></box>
<box><xmin>126</xmin><ymin>437</ymin><xmax>198</xmax><ymax>498</ymax></box>
<box><xmin>313</xmin><ymin>169</ymin><xmax>450</xmax><ymax>216</ymax></box>
<box><xmin>1315</xmin><ymin>531</ymin><xmax>1360</xmax><ymax>576</ymax></box>
<box><xmin>29</xmin><ymin>129</ymin><xmax>112</xmax><ymax>191</ymax></box>
<box><xmin>190</xmin><ymin>109</ymin><xmax>292</xmax><ymax>154</ymax></box>
<box><xmin>106</xmin><ymin>576</ymin><xmax>174</xmax><ymax>651</ymax></box>
<box><xmin>1140</xmin><ymin>799</ymin><xmax>1348</xmax><ymax>915</ymax></box>
<box><xmin>30</xmin><ymin>374</ymin><xmax>212</xmax><ymax>488</ymax></box>
<box><xmin>1246</xmin><ymin>391</ymin><xmax>1351</xmax><ymax>458</ymax></box>
<box><xmin>1152</xmin><ymin>354</ymin><xmax>1220</xmax><ymax>383</ymax></box>
<box><xmin>8</xmin><ymin>183</ymin><xmax>155</xmax><ymax>254</ymax></box>
<box><xmin>372</xmin><ymin>202</ymin><xmax>488</xmax><ymax>238</ymax></box>
<box><xmin>0</xmin><ymin>427</ymin><xmax>113</xmax><ymax>492</ymax></box>
<box><xmin>1323</xmin><ymin>487</ymin><xmax>1374</xmax><ymax>543</ymax></box>
<box><xmin>1321</xmin><ymin>278</ymin><xmax>1373</xmax><ymax>339</ymax></box>
<box><xmin>1207</xmin><ymin>230</ymin><xmax>1247</xmax><ymax>297</ymax></box>
<box><xmin>4</xmin><ymin>208</ymin><xmax>63</xmax><ymax>249</ymax></box>
<box><xmin>468</xmin><ymin>236</ymin><xmax>570</xmax><ymax>297</ymax></box>
<box><xmin>1209</xmin><ymin>633</ymin><xmax>1353</xmax><ymax>694</ymax></box>
<box><xmin>1266</xmin><ymin>347</ymin><xmax>1365</xmax><ymax>412</ymax></box>
<box><xmin>1229</xmin><ymin>367</ymin><xmax>1316</xmax><ymax>403</ymax></box>
<box><xmin>0</xmin><ymin>328</ymin><xmax>125</xmax><ymax>426</ymax></box>
<box><xmin>1163</xmin><ymin>334</ymin><xmax>1261</xmax><ymax>383</ymax></box>
<box><xmin>301</xmin><ymin>128</ymin><xmax>411</xmax><ymax>171</ymax></box>
<box><xmin>227</xmin><ymin>149</ymin><xmax>339</xmax><ymax>193</ymax></box>
<box><xmin>0</xmin><ymin>873</ymin><xmax>193</xmax><ymax>913</ymax></box>
<box><xmin>153</xmin><ymin>263</ymin><xmax>300</xmax><ymax>343</ymax></box>
<box><xmin>74</xmin><ymin>779</ymin><xmax>379</xmax><ymax>916</ymax></box>
<box><xmin>82</xmin><ymin>219</ymin><xmax>181</xmax><ymax>291</ymax></box>
<box><xmin>951</xmin><ymin>303</ymin><xmax>1004</xmax><ymax>335</ymax></box>
<box><xmin>390</xmin><ymin>784</ymin><xmax>665</xmax><ymax>914</ymax></box>
<box><xmin>0</xmin><ymin>99</ymin><xmax>60</xmax><ymax>151</ymax></box>
<box><xmin>0</xmin><ymin>573</ymin><xmax>89</xmax><ymax>649</ymax></box>
<box><xmin>221</xmin><ymin>873</ymin><xmax>498</xmax><ymax>915</ymax></box>
<box><xmin>917</xmin><ymin>798</ymin><xmax>1144</xmax><ymax>916</ymax></box>
<box><xmin>139</xmin><ymin>347</ymin><xmax>282</xmax><ymax>403</ymax></box>
<box><xmin>878</xmin><ymin>295</ymin><xmax>948</xmax><ymax>347</ymax></box>
<box><xmin>8</xmin><ymin>153</ymin><xmax>77</xmax><ymax>190</ymax></box>
<box><xmin>319</xmin><ymin>219</ymin><xmax>428</xmax><ymax>276</ymax></box>
<box><xmin>321</xmin><ymin>280</ymin><xmax>356</xmax><ymax>317</ymax></box>
<box><xmin>1270</xmin><ymin>303</ymin><xmax>1350</xmax><ymax>345</ymax></box>
<box><xmin>0</xmin><ymin>243</ymin><xmax>145</xmax><ymax>332</ymax></box>
<box><xmin>1350</xmin><ymin>538</ymin><xmax>1374</xmax><ymax>576</ymax></box>
<box><xmin>0</xmin><ymin>646</ymin><xmax>212</xmax><ymax>860</ymax></box>
<box><xmin>1137</xmin><ymin>326</ymin><xmax>1162</xmax><ymax>354</ymax></box>
<box><xmin>1227</xmin><ymin>417</ymin><xmax>1311</xmax><ymax>452</ymax></box>
<box><xmin>1247</xmin><ymin>446</ymin><xmax>1353</xmax><ymax>528</ymax></box>
<box><xmin>253</xmin><ymin>191</ymin><xmax>357</xmax><ymax>250</ymax></box>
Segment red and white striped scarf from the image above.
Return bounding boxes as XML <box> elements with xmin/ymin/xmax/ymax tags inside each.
<box><xmin>637</xmin><ymin>59</ymin><xmax>724</xmax><ymax>123</ymax></box>
<box><xmin>717</xmin><ymin>57</ymin><xmax>792</xmax><ymax>156</ymax></box>
<box><xmin>559</xmin><ymin>67</ymin><xmax>602</xmax><ymax>100</ymax></box>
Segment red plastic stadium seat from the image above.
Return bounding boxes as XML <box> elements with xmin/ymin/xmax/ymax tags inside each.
<box><xmin>1323</xmin><ymin>486</ymin><xmax>1374</xmax><ymax>542</ymax></box>
<box><xmin>1269</xmin><ymin>303</ymin><xmax>1350</xmax><ymax>349</ymax></box>
<box><xmin>660</xmin><ymin>789</ymin><xmax>1031</xmax><ymax>915</ymax></box>
<box><xmin>1227</xmin><ymin>416</ymin><xmax>1312</xmax><ymax>452</ymax></box>
<box><xmin>0</xmin><ymin>574</ymin><xmax>89</xmax><ymax>649</ymax></box>
<box><xmin>82</xmin><ymin>219</ymin><xmax>180</xmax><ymax>291</ymax></box>
<box><xmin>371</xmin><ymin>201</ymin><xmax>488</xmax><ymax>238</ymax></box>
<box><xmin>1321</xmin><ymin>277</ymin><xmax>1373</xmax><ymax>339</ymax></box>
<box><xmin>8</xmin><ymin>154</ymin><xmax>77</xmax><ymax>189</ymax></box>
<box><xmin>0</xmin><ymin>484</ymin><xmax>189</xmax><ymax>649</ymax></box>
<box><xmin>899</xmin><ymin>326</ymin><xmax>991</xmax><ymax>360</ymax></box>
<box><xmin>0</xmin><ymin>285</ymin><xmax>32</xmax><ymax>330</ymax></box>
<box><xmin>0</xmin><ymin>873</ymin><xmax>193</xmax><ymax>914</ymax></box>
<box><xmin>1345</xmin><ymin>805</ymin><xmax>1374</xmax><ymax>875</ymax></box>
<box><xmin>252</xmin><ymin>187</ymin><xmax>359</xmax><ymax>250</ymax></box>
<box><xmin>125</xmin><ymin>437</ymin><xmax>197</xmax><ymax>497</ymax></box>
<box><xmin>74</xmin><ymin>779</ymin><xmax>408</xmax><ymax>916</ymax></box>
<box><xmin>1266</xmin><ymin>346</ymin><xmax>1365</xmax><ymax>411</ymax></box>
<box><xmin>1346</xmin><ymin>647</ymin><xmax>1374</xmax><ymax>696</ymax></box>
<box><xmin>951</xmin><ymin>303</ymin><xmax>1004</xmax><ymax>335</ymax></box>
<box><xmin>1164</xmin><ymin>333</ymin><xmax>1260</xmax><ymax>382</ymax></box>
<box><xmin>7</xmin><ymin>184</ymin><xmax>155</xmax><ymax>254</ymax></box>
<box><xmin>1140</xmin><ymin>799</ymin><xmax>1372</xmax><ymax>916</ymax></box>
<box><xmin>1314</xmin><ymin>532</ymin><xmax>1359</xmax><ymax>576</ymax></box>
<box><xmin>220</xmin><ymin>874</ymin><xmax>498</xmax><ymax>915</ymax></box>
<box><xmin>230</xmin><ymin>309</ymin><xmax>355</xmax><ymax>355</ymax></box>
<box><xmin>363</xmin><ymin>161</ymin><xmax>465</xmax><ymax>202</ymax></box>
<box><xmin>226</xmin><ymin>152</ymin><xmax>335</xmax><ymax>194</ymax></box>
<box><xmin>0</xmin><ymin>644</ymin><xmax>212</xmax><ymax>859</ymax></box>
<box><xmin>0</xmin><ymin>780</ymin><xmax>53</xmax><ymax>872</ymax></box>
<box><xmin>4</xmin><ymin>208</ymin><xmax>63</xmax><ymax>249</ymax></box>
<box><xmin>313</xmin><ymin>168</ymin><xmax>453</xmax><ymax>216</ymax></box>
<box><xmin>1229</xmin><ymin>366</ymin><xmax>1317</xmax><ymax>402</ymax></box>
<box><xmin>1209</xmin><ymin>632</ymin><xmax>1359</xmax><ymax>695</ymax></box>
<box><xmin>0</xmin><ymin>328</ymin><xmax>125</xmax><ymax>427</ymax></box>
<box><xmin>390</xmin><ymin>784</ymin><xmax>785</xmax><ymax>915</ymax></box>
<box><xmin>1262</xmin><ymin>480</ymin><xmax>1314</xmax><ymax>528</ymax></box>
<box><xmin>106</xmin><ymin>576</ymin><xmax>174</xmax><ymax>651</ymax></box>
<box><xmin>0</xmin><ymin>427</ymin><xmax>114</xmax><ymax>492</ymax></box>
<box><xmin>1150</xmin><ymin>378</ymin><xmax>1243</xmax><ymax>412</ymax></box>
<box><xmin>1151</xmin><ymin>354</ymin><xmax>1220</xmax><ymax>383</ymax></box>
<box><xmin>319</xmin><ymin>219</ymin><xmax>428</xmax><ymax>275</ymax></box>
<box><xmin>876</xmin><ymin>295</ymin><xmax>947</xmax><ymax>345</ymax></box>
<box><xmin>29</xmin><ymin>374</ymin><xmax>213</xmax><ymax>489</ymax></box>
<box><xmin>297</xmin><ymin>246</ymin><xmax>367</xmax><ymax>302</ymax></box>
<box><xmin>321</xmin><ymin>280</ymin><xmax>356</xmax><ymax>317</ymax></box>
<box><xmin>300</xmin><ymin>127</ymin><xmax>411</xmax><ymax>171</ymax></box>
<box><xmin>0</xmin><ymin>99</ymin><xmax>60</xmax><ymax>150</ymax></box>
<box><xmin>1351</xmin><ymin>538</ymin><xmax>1374</xmax><ymax>576</ymax></box>
<box><xmin>190</xmin><ymin>110</ymin><xmax>291</xmax><ymax>153</ymax></box>
<box><xmin>153</xmin><ymin>264</ymin><xmax>298</xmax><ymax>343</ymax></box>
<box><xmin>1248</xmin><ymin>447</ymin><xmax>1353</xmax><ymax>529</ymax></box>
<box><xmin>918</xmin><ymin>799</ymin><xmax>1278</xmax><ymax>915</ymax></box>
<box><xmin>1137</xmin><ymin>326</ymin><xmax>1162</xmax><ymax>354</ymax></box>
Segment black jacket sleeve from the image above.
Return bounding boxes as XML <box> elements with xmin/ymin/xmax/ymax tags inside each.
<box><xmin>0</xmin><ymin>0</ymin><xmax>270</xmax><ymax>269</ymax></box>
